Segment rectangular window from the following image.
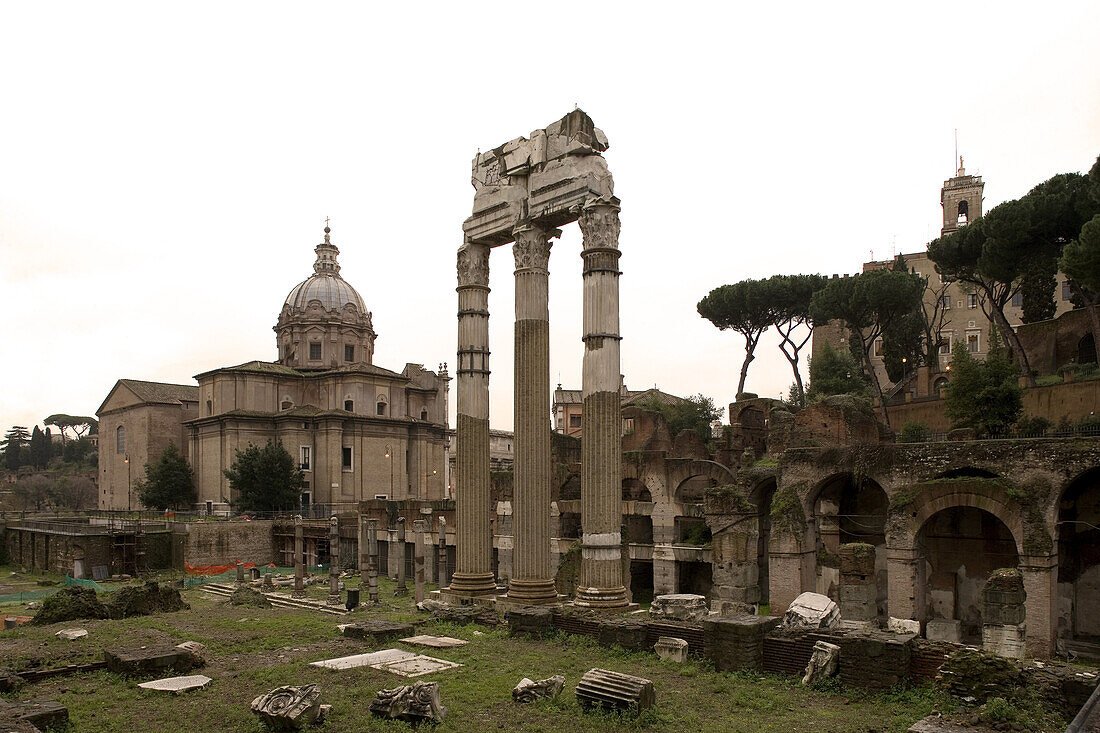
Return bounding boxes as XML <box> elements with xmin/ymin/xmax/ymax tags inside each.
<box><xmin>1063</xmin><ymin>280</ymin><xmax>1073</xmax><ymax>301</ymax></box>
<box><xmin>299</xmin><ymin>446</ymin><xmax>311</xmax><ymax>471</ymax></box>
<box><xmin>1012</xmin><ymin>291</ymin><xmax>1023</xmax><ymax>308</ymax></box>
<box><xmin>939</xmin><ymin>333</ymin><xmax>952</xmax><ymax>355</ymax></box>
<box><xmin>342</xmin><ymin>446</ymin><xmax>353</xmax><ymax>471</ymax></box>
<box><xmin>967</xmin><ymin>332</ymin><xmax>980</xmax><ymax>353</ymax></box>
<box><xmin>569</xmin><ymin>414</ymin><xmax>581</xmax><ymax>428</ymax></box>
<box><xmin>622</xmin><ymin>418</ymin><xmax>635</xmax><ymax>435</ymax></box>
<box><xmin>309</xmin><ymin>342</ymin><xmax>322</xmax><ymax>360</ymax></box>
<box><xmin>873</xmin><ymin>338</ymin><xmax>884</xmax><ymax>358</ymax></box>
<box><xmin>345</xmin><ymin>344</ymin><xmax>355</xmax><ymax>362</ymax></box>
<box><xmin>967</xmin><ymin>293</ymin><xmax>978</xmax><ymax>309</ymax></box>
<box><xmin>941</xmin><ymin>295</ymin><xmax>951</xmax><ymax>310</ymax></box>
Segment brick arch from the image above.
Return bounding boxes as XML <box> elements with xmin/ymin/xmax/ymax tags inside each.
<box><xmin>668</xmin><ymin>459</ymin><xmax>735</xmax><ymax>503</ymax></box>
<box><xmin>891</xmin><ymin>484</ymin><xmax>1025</xmax><ymax>556</ymax></box>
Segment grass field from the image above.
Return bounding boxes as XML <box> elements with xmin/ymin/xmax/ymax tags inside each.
<box><xmin>0</xmin><ymin>568</ymin><xmax>1024</xmax><ymax>732</ymax></box>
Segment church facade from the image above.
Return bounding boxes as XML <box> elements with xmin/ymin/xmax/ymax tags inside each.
<box><xmin>98</xmin><ymin>226</ymin><xmax>450</xmax><ymax>512</ymax></box>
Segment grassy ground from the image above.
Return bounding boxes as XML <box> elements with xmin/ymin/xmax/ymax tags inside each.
<box><xmin>0</xmin><ymin>569</ymin><xmax>980</xmax><ymax>732</ymax></box>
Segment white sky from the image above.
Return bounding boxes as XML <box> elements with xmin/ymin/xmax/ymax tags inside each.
<box><xmin>2</xmin><ymin>2</ymin><xmax>1098</xmax><ymax>435</ymax></box>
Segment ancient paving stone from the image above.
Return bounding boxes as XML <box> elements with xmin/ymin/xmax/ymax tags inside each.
<box><xmin>801</xmin><ymin>640</ymin><xmax>840</xmax><ymax>685</ymax></box>
<box><xmin>104</xmin><ymin>645</ymin><xmax>197</xmax><ymax>676</ymax></box>
<box><xmin>512</xmin><ymin>675</ymin><xmax>565</xmax><ymax>703</ymax></box>
<box><xmin>55</xmin><ymin>628</ymin><xmax>87</xmax><ymax>640</ymax></box>
<box><xmin>782</xmin><ymin>592</ymin><xmax>840</xmax><ymax>630</ymax></box>
<box><xmin>137</xmin><ymin>674</ymin><xmax>212</xmax><ymax>693</ymax></box>
<box><xmin>0</xmin><ymin>698</ymin><xmax>70</xmax><ymax>730</ymax></box>
<box><xmin>575</xmin><ymin>668</ymin><xmax>655</xmax><ymax>713</ymax></box>
<box><xmin>251</xmin><ymin>684</ymin><xmax>330</xmax><ymax>730</ymax></box>
<box><xmin>372</xmin><ymin>655</ymin><xmax>462</xmax><ymax>678</ymax></box>
<box><xmin>653</xmin><ymin>636</ymin><xmax>688</xmax><ymax>663</ymax></box>
<box><xmin>369</xmin><ymin>680</ymin><xmax>447</xmax><ymax>723</ymax></box>
<box><xmin>399</xmin><ymin>635</ymin><xmax>467</xmax><ymax>648</ymax></box>
<box><xmin>310</xmin><ymin>649</ymin><xmax>414</xmax><ymax>670</ymax></box>
<box><xmin>649</xmin><ymin>594</ymin><xmax>708</xmax><ymax>623</ymax></box>
<box><xmin>340</xmin><ymin>620</ymin><xmax>413</xmax><ymax>643</ymax></box>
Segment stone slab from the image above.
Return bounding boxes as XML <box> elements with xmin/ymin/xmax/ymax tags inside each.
<box><xmin>311</xmin><ymin>648</ymin><xmax>415</xmax><ymax>670</ymax></box>
<box><xmin>137</xmin><ymin>674</ymin><xmax>212</xmax><ymax>693</ymax></box>
<box><xmin>399</xmin><ymin>635</ymin><xmax>468</xmax><ymax>648</ymax></box>
<box><xmin>372</xmin><ymin>655</ymin><xmax>462</xmax><ymax>678</ymax></box>
<box><xmin>0</xmin><ymin>699</ymin><xmax>69</xmax><ymax>729</ymax></box>
<box><xmin>908</xmin><ymin>715</ymin><xmax>987</xmax><ymax>732</ymax></box>
<box><xmin>926</xmin><ymin>619</ymin><xmax>962</xmax><ymax>644</ymax></box>
<box><xmin>55</xmin><ymin>628</ymin><xmax>87</xmax><ymax>640</ymax></box>
<box><xmin>341</xmin><ymin>621</ymin><xmax>414</xmax><ymax>642</ymax></box>
<box><xmin>105</xmin><ymin>645</ymin><xmax>195</xmax><ymax>676</ymax></box>
<box><xmin>889</xmin><ymin>617</ymin><xmax>922</xmax><ymax>635</ymax></box>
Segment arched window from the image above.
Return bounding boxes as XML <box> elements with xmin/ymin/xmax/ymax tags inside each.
<box><xmin>206</xmin><ymin>400</ymin><xmax>212</xmax><ymax>415</ymax></box>
<box><xmin>116</xmin><ymin>425</ymin><xmax>126</xmax><ymax>454</ymax></box>
<box><xmin>1079</xmin><ymin>334</ymin><xmax>1097</xmax><ymax>364</ymax></box>
<box><xmin>420</xmin><ymin>410</ymin><xmax>428</xmax><ymax>420</ymax></box>
<box><xmin>376</xmin><ymin>395</ymin><xmax>388</xmax><ymax>416</ymax></box>
<box><xmin>957</xmin><ymin>199</ymin><xmax>969</xmax><ymax>225</ymax></box>
<box><xmin>344</xmin><ymin>400</ymin><xmax>354</xmax><ymax>412</ymax></box>
<box><xmin>281</xmin><ymin>400</ymin><xmax>293</xmax><ymax>410</ymax></box>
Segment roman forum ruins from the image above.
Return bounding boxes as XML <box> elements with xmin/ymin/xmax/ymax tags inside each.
<box><xmin>444</xmin><ymin>110</ymin><xmax>628</xmax><ymax>608</ymax></box>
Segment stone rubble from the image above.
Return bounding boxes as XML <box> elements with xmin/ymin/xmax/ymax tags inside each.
<box><xmin>801</xmin><ymin>640</ymin><xmax>840</xmax><ymax>686</ymax></box>
<box><xmin>512</xmin><ymin>675</ymin><xmax>565</xmax><ymax>703</ymax></box>
<box><xmin>649</xmin><ymin>594</ymin><xmax>709</xmax><ymax>623</ymax></box>
<box><xmin>251</xmin><ymin>684</ymin><xmax>330</xmax><ymax>730</ymax></box>
<box><xmin>653</xmin><ymin>636</ymin><xmax>689</xmax><ymax>663</ymax></box>
<box><xmin>782</xmin><ymin>592</ymin><xmax>840</xmax><ymax>630</ymax></box>
<box><xmin>369</xmin><ymin>680</ymin><xmax>447</xmax><ymax>723</ymax></box>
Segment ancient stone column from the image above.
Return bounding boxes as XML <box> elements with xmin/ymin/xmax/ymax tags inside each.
<box><xmin>367</xmin><ymin>518</ymin><xmax>379</xmax><ymax>604</ymax></box>
<box><xmin>395</xmin><ymin>517</ymin><xmax>408</xmax><ymax>596</ymax></box>
<box><xmin>293</xmin><ymin>515</ymin><xmax>306</xmax><ymax>599</ymax></box>
<box><xmin>507</xmin><ymin>223</ymin><xmax>560</xmax><ymax>606</ymax></box>
<box><xmin>327</xmin><ymin>516</ymin><xmax>341</xmax><ymax>605</ymax></box>
<box><xmin>448</xmin><ymin>242</ymin><xmax>496</xmax><ymax>597</ymax></box>
<box><xmin>236</xmin><ymin>560</ymin><xmax>245</xmax><ymax>587</ymax></box>
<box><xmin>413</xmin><ymin>519</ymin><xmax>428</xmax><ymax>603</ymax></box>
<box><xmin>359</xmin><ymin>510</ymin><xmax>369</xmax><ymax>585</ymax></box>
<box><xmin>437</xmin><ymin>516</ymin><xmax>448</xmax><ymax>588</ymax></box>
<box><xmin>575</xmin><ymin>197</ymin><xmax>629</xmax><ymax>608</ymax></box>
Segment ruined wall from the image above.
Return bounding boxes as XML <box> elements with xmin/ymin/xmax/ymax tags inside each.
<box><xmin>182</xmin><ymin>520</ymin><xmax>275</xmax><ymax>566</ymax></box>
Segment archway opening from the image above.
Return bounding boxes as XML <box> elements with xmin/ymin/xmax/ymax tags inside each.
<box><xmin>918</xmin><ymin>506</ymin><xmax>1019</xmax><ymax>643</ymax></box>
<box><xmin>812</xmin><ymin>473</ymin><xmax>888</xmax><ymax>614</ymax></box>
<box><xmin>1058</xmin><ymin>468</ymin><xmax>1100</xmax><ymax>651</ymax></box>
<box><xmin>752</xmin><ymin>478</ymin><xmax>777</xmax><ymax>606</ymax></box>
<box><xmin>675</xmin><ymin>474</ymin><xmax>718</xmax><ymax>503</ymax></box>
<box><xmin>1078</xmin><ymin>334</ymin><xmax>1097</xmax><ymax>365</ymax></box>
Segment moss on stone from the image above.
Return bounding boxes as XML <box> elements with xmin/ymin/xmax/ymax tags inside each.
<box><xmin>29</xmin><ymin>586</ymin><xmax>108</xmax><ymax>625</ymax></box>
<box><xmin>704</xmin><ymin>484</ymin><xmax>754</xmax><ymax>514</ymax></box>
<box><xmin>770</xmin><ymin>483</ymin><xmax>807</xmax><ymax>537</ymax></box>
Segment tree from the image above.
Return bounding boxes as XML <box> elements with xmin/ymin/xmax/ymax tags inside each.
<box><xmin>881</xmin><ymin>256</ymin><xmax>926</xmax><ymax>383</ymax></box>
<box><xmin>223</xmin><ymin>440</ymin><xmax>303</xmax><ymax>514</ymax></box>
<box><xmin>137</xmin><ymin>444</ymin><xmax>197</xmax><ymax>511</ymax></box>
<box><xmin>44</xmin><ymin>414</ymin><xmax>99</xmax><ymax>444</ymax></box>
<box><xmin>1060</xmin><ymin>214</ymin><xmax>1100</xmax><ymax>363</ymax></box>
<box><xmin>49</xmin><ymin>476</ymin><xmax>97</xmax><ymax>510</ymax></box>
<box><xmin>768</xmin><ymin>274</ymin><xmax>828</xmax><ymax>406</ymax></box>
<box><xmin>636</xmin><ymin>393</ymin><xmax>722</xmax><ymax>442</ymax></box>
<box><xmin>62</xmin><ymin>436</ymin><xmax>96</xmax><ymax>465</ymax></box>
<box><xmin>2</xmin><ymin>426</ymin><xmax>30</xmax><ymax>470</ymax></box>
<box><xmin>28</xmin><ymin>426</ymin><xmax>52</xmax><ymax>470</ymax></box>
<box><xmin>944</xmin><ymin>332</ymin><xmax>1022</xmax><ymax>436</ymax></box>
<box><xmin>809</xmin><ymin>268</ymin><xmax>925</xmax><ymax>427</ymax></box>
<box><xmin>806</xmin><ymin>342</ymin><xmax>871</xmax><ymax>402</ymax></box>
<box><xmin>698</xmin><ymin>279</ymin><xmax>777</xmax><ymax>397</ymax></box>
<box><xmin>13</xmin><ymin>474</ymin><xmax>50</xmax><ymax>511</ymax></box>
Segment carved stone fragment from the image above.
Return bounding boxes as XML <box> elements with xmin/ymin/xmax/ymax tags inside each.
<box><xmin>575</xmin><ymin>668</ymin><xmax>655</xmax><ymax>713</ymax></box>
<box><xmin>649</xmin><ymin>593</ymin><xmax>708</xmax><ymax>623</ymax></box>
<box><xmin>653</xmin><ymin>636</ymin><xmax>689</xmax><ymax>663</ymax></box>
<box><xmin>801</xmin><ymin>640</ymin><xmax>840</xmax><ymax>685</ymax></box>
<box><xmin>369</xmin><ymin>681</ymin><xmax>447</xmax><ymax>723</ymax></box>
<box><xmin>512</xmin><ymin>675</ymin><xmax>565</xmax><ymax>703</ymax></box>
<box><xmin>250</xmin><ymin>684</ymin><xmax>329</xmax><ymax>730</ymax></box>
<box><xmin>782</xmin><ymin>592</ymin><xmax>840</xmax><ymax>630</ymax></box>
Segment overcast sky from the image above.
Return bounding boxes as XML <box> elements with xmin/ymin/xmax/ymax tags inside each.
<box><xmin>2</xmin><ymin>2</ymin><xmax>1098</xmax><ymax>435</ymax></box>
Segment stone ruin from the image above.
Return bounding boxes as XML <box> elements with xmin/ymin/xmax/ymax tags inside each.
<box><xmin>369</xmin><ymin>680</ymin><xmax>447</xmax><ymax>724</ymax></box>
<box><xmin>512</xmin><ymin>675</ymin><xmax>565</xmax><ymax>703</ymax></box>
<box><xmin>251</xmin><ymin>684</ymin><xmax>330</xmax><ymax>730</ymax></box>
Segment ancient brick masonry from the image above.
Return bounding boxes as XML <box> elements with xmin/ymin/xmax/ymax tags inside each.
<box><xmin>837</xmin><ymin>632</ymin><xmax>913</xmax><ymax>690</ymax></box>
<box><xmin>702</xmin><ymin>615</ymin><xmax>782</xmax><ymax>672</ymax></box>
<box><xmin>838</xmin><ymin>543</ymin><xmax>877</xmax><ymax>625</ymax></box>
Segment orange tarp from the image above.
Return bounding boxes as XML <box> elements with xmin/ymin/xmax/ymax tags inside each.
<box><xmin>184</xmin><ymin>561</ymin><xmax>271</xmax><ymax>576</ymax></box>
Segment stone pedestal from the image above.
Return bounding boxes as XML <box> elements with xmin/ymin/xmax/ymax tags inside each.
<box><xmin>1020</xmin><ymin>553</ymin><xmax>1056</xmax><ymax>659</ymax></box>
<box><xmin>328</xmin><ymin>516</ymin><xmax>341</xmax><ymax>606</ymax></box>
<box><xmin>507</xmin><ymin>223</ymin><xmax>559</xmax><ymax>606</ymax></box>
<box><xmin>395</xmin><ymin>518</ymin><xmax>408</xmax><ymax>597</ymax></box>
<box><xmin>704</xmin><ymin>498</ymin><xmax>760</xmax><ymax>610</ymax></box>
<box><xmin>575</xmin><ymin>199</ymin><xmax>628</xmax><ymax>609</ymax></box>
<box><xmin>653</xmin><ymin>636</ymin><xmax>689</xmax><ymax>663</ymax></box>
<box><xmin>649</xmin><ymin>593</ymin><xmax>708</xmax><ymax>623</ymax></box>
<box><xmin>292</xmin><ymin>515</ymin><xmax>306</xmax><ymax>599</ymax></box>
<box><xmin>359</xmin><ymin>511</ymin><xmax>369</xmax><ymax>584</ymax></box>
<box><xmin>982</xmin><ymin>569</ymin><xmax>1027</xmax><ymax>659</ymax></box>
<box><xmin>449</xmin><ymin>243</ymin><xmax>496</xmax><ymax>598</ymax></box>
<box><xmin>703</xmin><ymin>615</ymin><xmax>781</xmax><ymax>671</ymax></box>
<box><xmin>235</xmin><ymin>560</ymin><xmax>245</xmax><ymax>586</ymax></box>
<box><xmin>597</xmin><ymin>619</ymin><xmax>649</xmax><ymax>651</ymax></box>
<box><xmin>886</xmin><ymin>545</ymin><xmax>925</xmax><ymax>623</ymax></box>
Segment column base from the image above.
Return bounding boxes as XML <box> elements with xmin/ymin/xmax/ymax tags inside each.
<box><xmin>394</xmin><ymin>585</ymin><xmax>409</xmax><ymax>597</ymax></box>
<box><xmin>292</xmin><ymin>590</ymin><xmax>306</xmax><ymax>599</ymax></box>
<box><xmin>505</xmin><ymin>578</ymin><xmax>559</xmax><ymax>606</ymax></box>
<box><xmin>327</xmin><ymin>593</ymin><xmax>342</xmax><ymax>606</ymax></box>
<box><xmin>573</xmin><ymin>585</ymin><xmax>630</xmax><ymax>609</ymax></box>
<box><xmin>445</xmin><ymin>572</ymin><xmax>498</xmax><ymax>597</ymax></box>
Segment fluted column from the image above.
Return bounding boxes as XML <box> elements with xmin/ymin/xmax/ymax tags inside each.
<box><xmin>507</xmin><ymin>223</ymin><xmax>560</xmax><ymax>605</ymax></box>
<box><xmin>575</xmin><ymin>197</ymin><xmax>628</xmax><ymax>608</ymax></box>
<box><xmin>448</xmin><ymin>242</ymin><xmax>497</xmax><ymax>596</ymax></box>
<box><xmin>327</xmin><ymin>515</ymin><xmax>341</xmax><ymax>605</ymax></box>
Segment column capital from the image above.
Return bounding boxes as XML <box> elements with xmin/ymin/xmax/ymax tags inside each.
<box><xmin>578</xmin><ymin>196</ymin><xmax>621</xmax><ymax>250</ymax></box>
<box><xmin>457</xmin><ymin>242</ymin><xmax>490</xmax><ymax>287</ymax></box>
<box><xmin>512</xmin><ymin>223</ymin><xmax>560</xmax><ymax>273</ymax></box>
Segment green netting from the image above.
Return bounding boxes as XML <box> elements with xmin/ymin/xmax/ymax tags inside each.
<box><xmin>0</xmin><ymin>588</ymin><xmax>58</xmax><ymax>606</ymax></box>
<box><xmin>64</xmin><ymin>575</ymin><xmax>105</xmax><ymax>592</ymax></box>
<box><xmin>183</xmin><ymin>565</ymin><xmax>329</xmax><ymax>587</ymax></box>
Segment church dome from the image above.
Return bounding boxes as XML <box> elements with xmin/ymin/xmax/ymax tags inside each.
<box><xmin>282</xmin><ymin>226</ymin><xmax>366</xmax><ymax>314</ymax></box>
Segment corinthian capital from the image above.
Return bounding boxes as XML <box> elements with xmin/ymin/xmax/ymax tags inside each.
<box><xmin>456</xmin><ymin>242</ymin><xmax>490</xmax><ymax>287</ymax></box>
<box><xmin>578</xmin><ymin>196</ymin><xmax>622</xmax><ymax>250</ymax></box>
<box><xmin>512</xmin><ymin>223</ymin><xmax>560</xmax><ymax>273</ymax></box>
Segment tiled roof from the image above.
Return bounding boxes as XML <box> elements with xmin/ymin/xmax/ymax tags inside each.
<box><xmin>118</xmin><ymin>379</ymin><xmax>198</xmax><ymax>404</ymax></box>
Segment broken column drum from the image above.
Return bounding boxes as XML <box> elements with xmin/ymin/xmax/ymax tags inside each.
<box><xmin>292</xmin><ymin>515</ymin><xmax>305</xmax><ymax>599</ymax></box>
<box><xmin>328</xmin><ymin>515</ymin><xmax>341</xmax><ymax>605</ymax></box>
<box><xmin>450</xmin><ymin>109</ymin><xmax>621</xmax><ymax>606</ymax></box>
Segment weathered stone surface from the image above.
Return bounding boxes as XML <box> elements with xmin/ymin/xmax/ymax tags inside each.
<box><xmin>838</xmin><ymin>632</ymin><xmax>913</xmax><ymax>690</ymax></box>
<box><xmin>575</xmin><ymin>668</ymin><xmax>655</xmax><ymax>713</ymax></box>
<box><xmin>251</xmin><ymin>684</ymin><xmax>328</xmax><ymax>730</ymax></box>
<box><xmin>506</xmin><ymin>606</ymin><xmax>555</xmax><ymax>637</ymax></box>
<box><xmin>310</xmin><ymin>649</ymin><xmax>414</xmax><ymax>670</ymax></box>
<box><xmin>512</xmin><ymin>675</ymin><xmax>565</xmax><ymax>703</ymax></box>
<box><xmin>981</xmin><ymin>569</ymin><xmax>1027</xmax><ymax>659</ymax></box>
<box><xmin>801</xmin><ymin>640</ymin><xmax>840</xmax><ymax>686</ymax></box>
<box><xmin>783</xmin><ymin>592</ymin><xmax>840</xmax><ymax>630</ymax></box>
<box><xmin>649</xmin><ymin>594</ymin><xmax>708</xmax><ymax>623</ymax></box>
<box><xmin>373</xmin><ymin>655</ymin><xmax>463</xmax><ymax>678</ymax></box>
<box><xmin>137</xmin><ymin>674</ymin><xmax>212</xmax><ymax>693</ymax></box>
<box><xmin>597</xmin><ymin>619</ymin><xmax>649</xmax><ymax>651</ymax></box>
<box><xmin>888</xmin><ymin>617</ymin><xmax>921</xmax><ymax>635</ymax></box>
<box><xmin>430</xmin><ymin>604</ymin><xmax>499</xmax><ymax>626</ymax></box>
<box><xmin>369</xmin><ymin>681</ymin><xmax>447</xmax><ymax>723</ymax></box>
<box><xmin>703</xmin><ymin>614</ymin><xmax>781</xmax><ymax>671</ymax></box>
<box><xmin>926</xmin><ymin>619</ymin><xmax>962</xmax><ymax>644</ymax></box>
<box><xmin>0</xmin><ymin>699</ymin><xmax>69</xmax><ymax>730</ymax></box>
<box><xmin>399</xmin><ymin>635</ymin><xmax>467</xmax><ymax>648</ymax></box>
<box><xmin>175</xmin><ymin>641</ymin><xmax>207</xmax><ymax>666</ymax></box>
<box><xmin>105</xmin><ymin>645</ymin><xmax>198</xmax><ymax>677</ymax></box>
<box><xmin>653</xmin><ymin>636</ymin><xmax>688</xmax><ymax>663</ymax></box>
<box><xmin>341</xmin><ymin>620</ymin><xmax>414</xmax><ymax>642</ymax></box>
<box><xmin>55</xmin><ymin>628</ymin><xmax>87</xmax><ymax>640</ymax></box>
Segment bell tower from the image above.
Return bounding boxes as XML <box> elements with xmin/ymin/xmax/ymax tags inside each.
<box><xmin>940</xmin><ymin>156</ymin><xmax>984</xmax><ymax>237</ymax></box>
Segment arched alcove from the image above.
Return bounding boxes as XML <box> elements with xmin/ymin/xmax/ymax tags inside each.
<box><xmin>810</xmin><ymin>473</ymin><xmax>888</xmax><ymax>612</ymax></box>
<box><xmin>1058</xmin><ymin>468</ymin><xmax>1100</xmax><ymax>649</ymax></box>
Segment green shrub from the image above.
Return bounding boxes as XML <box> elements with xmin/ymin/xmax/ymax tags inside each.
<box><xmin>897</xmin><ymin>421</ymin><xmax>931</xmax><ymax>443</ymax></box>
<box><xmin>1077</xmin><ymin>413</ymin><xmax>1100</xmax><ymax>434</ymax></box>
<box><xmin>1015</xmin><ymin>416</ymin><xmax>1051</xmax><ymax>437</ymax></box>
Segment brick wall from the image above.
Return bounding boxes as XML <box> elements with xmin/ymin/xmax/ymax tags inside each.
<box><xmin>182</xmin><ymin>520</ymin><xmax>275</xmax><ymax>566</ymax></box>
